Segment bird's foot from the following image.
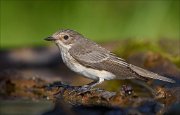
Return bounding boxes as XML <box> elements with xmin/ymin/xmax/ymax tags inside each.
<box><xmin>69</xmin><ymin>85</ymin><xmax>97</xmax><ymax>95</ymax></box>
<box><xmin>45</xmin><ymin>82</ymin><xmax>98</xmax><ymax>95</ymax></box>
<box><xmin>70</xmin><ymin>86</ymin><xmax>91</xmax><ymax>94</ymax></box>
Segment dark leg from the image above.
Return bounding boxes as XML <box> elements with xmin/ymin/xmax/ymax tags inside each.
<box><xmin>82</xmin><ymin>77</ymin><xmax>104</xmax><ymax>88</ymax></box>
<box><xmin>73</xmin><ymin>78</ymin><xmax>105</xmax><ymax>94</ymax></box>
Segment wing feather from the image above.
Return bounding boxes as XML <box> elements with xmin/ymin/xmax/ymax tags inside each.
<box><xmin>69</xmin><ymin>39</ymin><xmax>175</xmax><ymax>83</ymax></box>
<box><xmin>129</xmin><ymin>64</ymin><xmax>175</xmax><ymax>83</ymax></box>
<box><xmin>69</xmin><ymin>42</ymin><xmax>137</xmax><ymax>79</ymax></box>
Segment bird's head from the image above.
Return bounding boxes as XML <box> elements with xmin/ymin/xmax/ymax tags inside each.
<box><xmin>44</xmin><ymin>29</ymin><xmax>84</xmax><ymax>49</ymax></box>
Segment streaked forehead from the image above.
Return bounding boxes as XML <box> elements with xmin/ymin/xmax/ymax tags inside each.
<box><xmin>53</xmin><ymin>29</ymin><xmax>82</xmax><ymax>36</ymax></box>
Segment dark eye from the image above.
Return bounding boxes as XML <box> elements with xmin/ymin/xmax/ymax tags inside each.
<box><xmin>63</xmin><ymin>35</ymin><xmax>69</xmax><ymax>40</ymax></box>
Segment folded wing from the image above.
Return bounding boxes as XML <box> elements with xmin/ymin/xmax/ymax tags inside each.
<box><xmin>69</xmin><ymin>40</ymin><xmax>175</xmax><ymax>83</ymax></box>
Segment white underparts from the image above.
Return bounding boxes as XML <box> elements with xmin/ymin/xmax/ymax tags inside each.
<box><xmin>55</xmin><ymin>40</ymin><xmax>116</xmax><ymax>81</ymax></box>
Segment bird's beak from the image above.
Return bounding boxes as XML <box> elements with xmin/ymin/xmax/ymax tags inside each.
<box><xmin>44</xmin><ymin>36</ymin><xmax>57</xmax><ymax>41</ymax></box>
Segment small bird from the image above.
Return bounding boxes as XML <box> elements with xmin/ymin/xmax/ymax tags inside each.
<box><xmin>44</xmin><ymin>29</ymin><xmax>175</xmax><ymax>89</ymax></box>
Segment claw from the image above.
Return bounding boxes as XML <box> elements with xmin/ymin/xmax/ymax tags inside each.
<box><xmin>45</xmin><ymin>81</ymin><xmax>100</xmax><ymax>96</ymax></box>
<box><xmin>69</xmin><ymin>86</ymin><xmax>92</xmax><ymax>95</ymax></box>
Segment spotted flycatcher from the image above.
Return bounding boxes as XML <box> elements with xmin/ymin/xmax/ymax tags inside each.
<box><xmin>44</xmin><ymin>29</ymin><xmax>175</xmax><ymax>88</ymax></box>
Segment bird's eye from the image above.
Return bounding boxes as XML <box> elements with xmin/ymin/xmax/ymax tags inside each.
<box><xmin>63</xmin><ymin>35</ymin><xmax>69</xmax><ymax>40</ymax></box>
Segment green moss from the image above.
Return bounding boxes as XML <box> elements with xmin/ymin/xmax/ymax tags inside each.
<box><xmin>114</xmin><ymin>39</ymin><xmax>161</xmax><ymax>58</ymax></box>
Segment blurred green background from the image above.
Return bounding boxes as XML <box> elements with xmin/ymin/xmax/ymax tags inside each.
<box><xmin>1</xmin><ymin>0</ymin><xmax>179</xmax><ymax>49</ymax></box>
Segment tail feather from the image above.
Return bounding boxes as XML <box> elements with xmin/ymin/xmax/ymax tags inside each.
<box><xmin>129</xmin><ymin>64</ymin><xmax>175</xmax><ymax>83</ymax></box>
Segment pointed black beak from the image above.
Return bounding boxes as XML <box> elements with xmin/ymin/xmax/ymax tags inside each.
<box><xmin>44</xmin><ymin>36</ymin><xmax>57</xmax><ymax>41</ymax></box>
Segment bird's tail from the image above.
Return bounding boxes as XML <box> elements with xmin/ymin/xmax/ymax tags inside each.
<box><xmin>129</xmin><ymin>64</ymin><xmax>175</xmax><ymax>83</ymax></box>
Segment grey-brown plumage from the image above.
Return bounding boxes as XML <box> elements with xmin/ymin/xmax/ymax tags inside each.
<box><xmin>44</xmin><ymin>29</ymin><xmax>175</xmax><ymax>88</ymax></box>
<box><xmin>69</xmin><ymin>36</ymin><xmax>175</xmax><ymax>83</ymax></box>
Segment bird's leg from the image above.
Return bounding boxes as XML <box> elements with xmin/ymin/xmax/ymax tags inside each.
<box><xmin>82</xmin><ymin>78</ymin><xmax>104</xmax><ymax>88</ymax></box>
<box><xmin>74</xmin><ymin>78</ymin><xmax>104</xmax><ymax>94</ymax></box>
